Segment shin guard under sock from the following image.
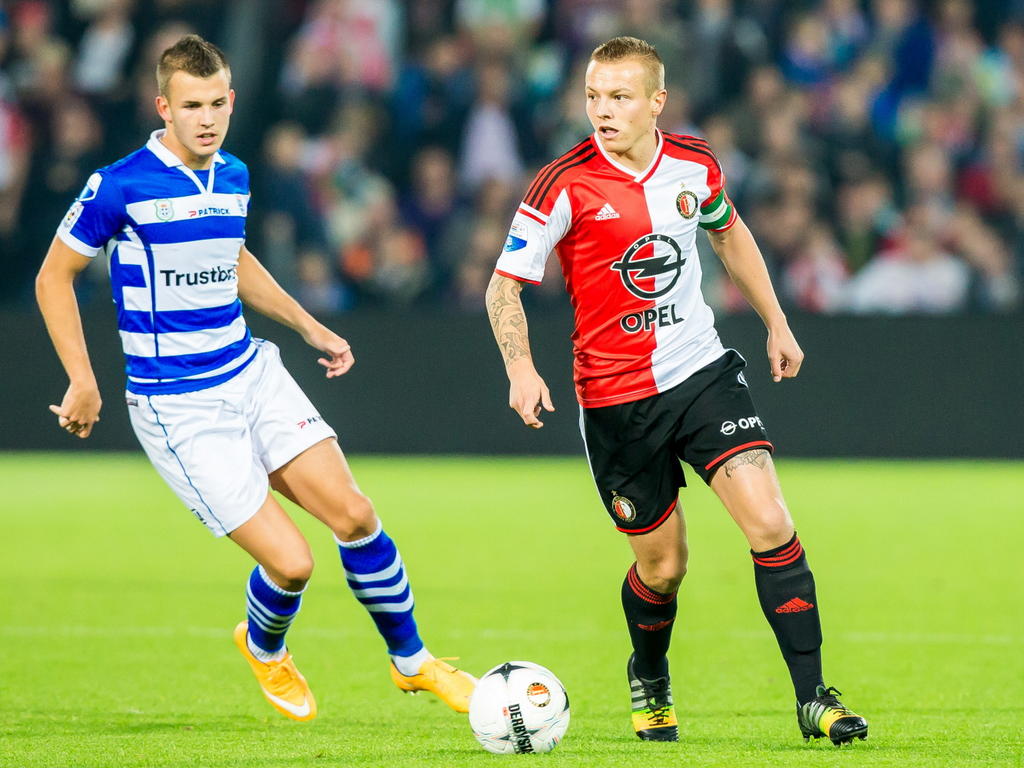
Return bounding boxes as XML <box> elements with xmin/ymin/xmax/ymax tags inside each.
<box><xmin>752</xmin><ymin>533</ymin><xmax>824</xmax><ymax>704</ymax></box>
<box><xmin>621</xmin><ymin>563</ymin><xmax>678</xmax><ymax>679</ymax></box>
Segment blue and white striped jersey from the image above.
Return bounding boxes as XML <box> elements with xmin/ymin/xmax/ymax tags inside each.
<box><xmin>57</xmin><ymin>130</ymin><xmax>256</xmax><ymax>395</ymax></box>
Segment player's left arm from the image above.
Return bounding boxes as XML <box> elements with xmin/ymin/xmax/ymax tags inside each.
<box><xmin>236</xmin><ymin>245</ymin><xmax>354</xmax><ymax>377</ymax></box>
<box><xmin>707</xmin><ymin>217</ymin><xmax>804</xmax><ymax>382</ymax></box>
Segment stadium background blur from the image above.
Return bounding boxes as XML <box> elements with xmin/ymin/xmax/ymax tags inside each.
<box><xmin>0</xmin><ymin>0</ymin><xmax>1021</xmax><ymax>459</ymax></box>
<box><xmin>1</xmin><ymin>0</ymin><xmax>1022</xmax><ymax>316</ymax></box>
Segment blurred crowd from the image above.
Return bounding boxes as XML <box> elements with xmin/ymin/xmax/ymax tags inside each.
<box><xmin>1</xmin><ymin>0</ymin><xmax>1022</xmax><ymax>315</ymax></box>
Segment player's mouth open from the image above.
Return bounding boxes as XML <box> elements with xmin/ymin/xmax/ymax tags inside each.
<box><xmin>599</xmin><ymin>126</ymin><xmax>619</xmax><ymax>139</ymax></box>
<box><xmin>197</xmin><ymin>133</ymin><xmax>217</xmax><ymax>146</ymax></box>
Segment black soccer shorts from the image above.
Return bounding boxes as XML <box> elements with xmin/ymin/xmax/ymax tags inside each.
<box><xmin>580</xmin><ymin>350</ymin><xmax>773</xmax><ymax>533</ymax></box>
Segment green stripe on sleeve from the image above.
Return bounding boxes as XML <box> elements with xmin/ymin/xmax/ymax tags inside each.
<box><xmin>698</xmin><ymin>200</ymin><xmax>734</xmax><ymax>230</ymax></box>
<box><xmin>700</xmin><ymin>190</ymin><xmax>724</xmax><ymax>213</ymax></box>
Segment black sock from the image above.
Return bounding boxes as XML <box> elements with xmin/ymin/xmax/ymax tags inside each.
<box><xmin>621</xmin><ymin>563</ymin><xmax>677</xmax><ymax>680</ymax></box>
<box><xmin>751</xmin><ymin>533</ymin><xmax>823</xmax><ymax>704</ymax></box>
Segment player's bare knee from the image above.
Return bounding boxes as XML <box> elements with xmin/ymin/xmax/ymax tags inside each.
<box><xmin>331</xmin><ymin>491</ymin><xmax>379</xmax><ymax>541</ymax></box>
<box><xmin>267</xmin><ymin>555</ymin><xmax>314</xmax><ymax>592</ymax></box>
<box><xmin>745</xmin><ymin>519</ymin><xmax>795</xmax><ymax>552</ymax></box>
<box><xmin>647</xmin><ymin>569</ymin><xmax>684</xmax><ymax>594</ymax></box>
<box><xmin>638</xmin><ymin>558</ymin><xmax>686</xmax><ymax>594</ymax></box>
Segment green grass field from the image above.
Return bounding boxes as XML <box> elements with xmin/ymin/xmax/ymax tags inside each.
<box><xmin>2</xmin><ymin>454</ymin><xmax>1022</xmax><ymax>768</ymax></box>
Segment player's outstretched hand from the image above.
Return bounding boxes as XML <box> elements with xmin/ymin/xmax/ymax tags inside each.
<box><xmin>49</xmin><ymin>381</ymin><xmax>102</xmax><ymax>438</ymax></box>
<box><xmin>305</xmin><ymin>324</ymin><xmax>355</xmax><ymax>378</ymax></box>
<box><xmin>767</xmin><ymin>324</ymin><xmax>804</xmax><ymax>383</ymax></box>
<box><xmin>507</xmin><ymin>359</ymin><xmax>554</xmax><ymax>429</ymax></box>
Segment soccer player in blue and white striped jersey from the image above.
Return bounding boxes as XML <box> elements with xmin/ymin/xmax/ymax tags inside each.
<box><xmin>35</xmin><ymin>34</ymin><xmax>475</xmax><ymax>721</ymax></box>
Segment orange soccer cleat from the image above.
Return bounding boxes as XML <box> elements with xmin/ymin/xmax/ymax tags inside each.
<box><xmin>390</xmin><ymin>657</ymin><xmax>477</xmax><ymax>713</ymax></box>
<box><xmin>233</xmin><ymin>621</ymin><xmax>317</xmax><ymax>721</ymax></box>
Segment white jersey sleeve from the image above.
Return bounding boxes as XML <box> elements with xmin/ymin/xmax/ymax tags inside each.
<box><xmin>494</xmin><ymin>191</ymin><xmax>572</xmax><ymax>284</ymax></box>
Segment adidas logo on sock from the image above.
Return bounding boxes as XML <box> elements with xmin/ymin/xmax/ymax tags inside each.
<box><xmin>775</xmin><ymin>597</ymin><xmax>815</xmax><ymax>613</ymax></box>
<box><xmin>595</xmin><ymin>202</ymin><xmax>620</xmax><ymax>220</ymax></box>
<box><xmin>636</xmin><ymin>618</ymin><xmax>675</xmax><ymax>632</ymax></box>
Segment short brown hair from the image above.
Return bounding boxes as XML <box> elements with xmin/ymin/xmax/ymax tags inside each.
<box><xmin>590</xmin><ymin>36</ymin><xmax>665</xmax><ymax>95</ymax></box>
<box><xmin>157</xmin><ymin>34</ymin><xmax>230</xmax><ymax>97</ymax></box>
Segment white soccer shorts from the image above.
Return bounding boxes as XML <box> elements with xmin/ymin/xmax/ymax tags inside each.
<box><xmin>127</xmin><ymin>339</ymin><xmax>337</xmax><ymax>536</ymax></box>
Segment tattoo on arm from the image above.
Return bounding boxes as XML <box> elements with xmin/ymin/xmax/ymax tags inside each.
<box><xmin>485</xmin><ymin>274</ymin><xmax>532</xmax><ymax>367</ymax></box>
<box><xmin>722</xmin><ymin>448</ymin><xmax>770</xmax><ymax>478</ymax></box>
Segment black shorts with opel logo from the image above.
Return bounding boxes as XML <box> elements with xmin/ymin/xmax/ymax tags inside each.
<box><xmin>580</xmin><ymin>350</ymin><xmax>773</xmax><ymax>533</ymax></box>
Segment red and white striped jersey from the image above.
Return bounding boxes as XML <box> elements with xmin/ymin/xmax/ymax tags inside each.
<box><xmin>495</xmin><ymin>130</ymin><xmax>738</xmax><ymax>408</ymax></box>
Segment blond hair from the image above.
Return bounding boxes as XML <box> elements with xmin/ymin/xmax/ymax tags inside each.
<box><xmin>590</xmin><ymin>36</ymin><xmax>665</xmax><ymax>96</ymax></box>
<box><xmin>157</xmin><ymin>34</ymin><xmax>230</xmax><ymax>97</ymax></box>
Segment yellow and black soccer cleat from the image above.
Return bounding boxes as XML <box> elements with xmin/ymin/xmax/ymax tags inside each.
<box><xmin>390</xmin><ymin>657</ymin><xmax>477</xmax><ymax>713</ymax></box>
<box><xmin>628</xmin><ymin>654</ymin><xmax>678</xmax><ymax>741</ymax></box>
<box><xmin>233</xmin><ymin>621</ymin><xmax>317</xmax><ymax>721</ymax></box>
<box><xmin>798</xmin><ymin>685</ymin><xmax>868</xmax><ymax>745</ymax></box>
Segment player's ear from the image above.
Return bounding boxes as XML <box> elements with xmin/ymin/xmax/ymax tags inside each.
<box><xmin>651</xmin><ymin>89</ymin><xmax>667</xmax><ymax>118</ymax></box>
<box><xmin>155</xmin><ymin>94</ymin><xmax>172</xmax><ymax>123</ymax></box>
<box><xmin>228</xmin><ymin>89</ymin><xmax>236</xmax><ymax>114</ymax></box>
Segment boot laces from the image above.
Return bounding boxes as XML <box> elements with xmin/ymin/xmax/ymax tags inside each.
<box><xmin>266</xmin><ymin>656</ymin><xmax>299</xmax><ymax>692</ymax></box>
<box><xmin>817</xmin><ymin>686</ymin><xmax>852</xmax><ymax>715</ymax></box>
<box><xmin>642</xmin><ymin>677</ymin><xmax>672</xmax><ymax>725</ymax></box>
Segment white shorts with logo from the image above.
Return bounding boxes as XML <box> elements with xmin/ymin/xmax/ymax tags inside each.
<box><xmin>127</xmin><ymin>339</ymin><xmax>337</xmax><ymax>536</ymax></box>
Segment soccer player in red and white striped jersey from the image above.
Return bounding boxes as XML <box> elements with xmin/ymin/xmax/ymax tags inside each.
<box><xmin>486</xmin><ymin>36</ymin><xmax>867</xmax><ymax>746</ymax></box>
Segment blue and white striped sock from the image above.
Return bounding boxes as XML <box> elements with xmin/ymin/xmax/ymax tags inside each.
<box><xmin>246</xmin><ymin>565</ymin><xmax>303</xmax><ymax>662</ymax></box>
<box><xmin>337</xmin><ymin>523</ymin><xmax>426</xmax><ymax>666</ymax></box>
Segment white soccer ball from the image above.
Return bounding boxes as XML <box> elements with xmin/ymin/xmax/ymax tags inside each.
<box><xmin>468</xmin><ymin>661</ymin><xmax>570</xmax><ymax>754</ymax></box>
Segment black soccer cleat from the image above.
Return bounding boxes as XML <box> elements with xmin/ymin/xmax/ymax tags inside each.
<box><xmin>627</xmin><ymin>654</ymin><xmax>678</xmax><ymax>742</ymax></box>
<box><xmin>797</xmin><ymin>685</ymin><xmax>868</xmax><ymax>746</ymax></box>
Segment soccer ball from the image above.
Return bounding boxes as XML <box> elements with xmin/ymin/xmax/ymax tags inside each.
<box><xmin>468</xmin><ymin>661</ymin><xmax>570</xmax><ymax>754</ymax></box>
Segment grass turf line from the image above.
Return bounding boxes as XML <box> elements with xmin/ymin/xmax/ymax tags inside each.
<box><xmin>2</xmin><ymin>454</ymin><xmax>1022</xmax><ymax>767</ymax></box>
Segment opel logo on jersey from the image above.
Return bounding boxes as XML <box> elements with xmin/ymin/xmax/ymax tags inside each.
<box><xmin>676</xmin><ymin>189</ymin><xmax>699</xmax><ymax>219</ymax></box>
<box><xmin>610</xmin><ymin>233</ymin><xmax>686</xmax><ymax>299</ymax></box>
<box><xmin>620</xmin><ymin>304</ymin><xmax>684</xmax><ymax>333</ymax></box>
<box><xmin>721</xmin><ymin>416</ymin><xmax>763</xmax><ymax>435</ymax></box>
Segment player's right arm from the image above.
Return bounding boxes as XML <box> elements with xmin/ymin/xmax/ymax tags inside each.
<box><xmin>485</xmin><ymin>169</ymin><xmax>573</xmax><ymax>429</ymax></box>
<box><xmin>485</xmin><ymin>273</ymin><xmax>553</xmax><ymax>429</ymax></box>
<box><xmin>35</xmin><ymin>237</ymin><xmax>102</xmax><ymax>438</ymax></box>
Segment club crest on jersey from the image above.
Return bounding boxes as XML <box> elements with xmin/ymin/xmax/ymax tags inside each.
<box><xmin>611</xmin><ymin>233</ymin><xmax>686</xmax><ymax>299</ymax></box>
<box><xmin>676</xmin><ymin>187</ymin><xmax>699</xmax><ymax>219</ymax></box>
<box><xmin>611</xmin><ymin>494</ymin><xmax>637</xmax><ymax>522</ymax></box>
<box><xmin>154</xmin><ymin>198</ymin><xmax>174</xmax><ymax>221</ymax></box>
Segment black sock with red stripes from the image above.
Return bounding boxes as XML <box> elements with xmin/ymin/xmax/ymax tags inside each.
<box><xmin>621</xmin><ymin>563</ymin><xmax>678</xmax><ymax>680</ymax></box>
<box><xmin>751</xmin><ymin>533</ymin><xmax>824</xmax><ymax>704</ymax></box>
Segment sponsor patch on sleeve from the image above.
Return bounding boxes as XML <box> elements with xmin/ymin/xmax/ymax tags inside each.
<box><xmin>77</xmin><ymin>172</ymin><xmax>103</xmax><ymax>202</ymax></box>
<box><xmin>61</xmin><ymin>201</ymin><xmax>84</xmax><ymax>230</ymax></box>
<box><xmin>504</xmin><ymin>234</ymin><xmax>527</xmax><ymax>252</ymax></box>
<box><xmin>503</xmin><ymin>220</ymin><xmax>529</xmax><ymax>252</ymax></box>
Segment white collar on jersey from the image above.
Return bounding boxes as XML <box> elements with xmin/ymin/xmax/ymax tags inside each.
<box><xmin>146</xmin><ymin>129</ymin><xmax>224</xmax><ymax>196</ymax></box>
<box><xmin>147</xmin><ymin>129</ymin><xmax>225</xmax><ymax>168</ymax></box>
<box><xmin>592</xmin><ymin>128</ymin><xmax>665</xmax><ymax>183</ymax></box>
